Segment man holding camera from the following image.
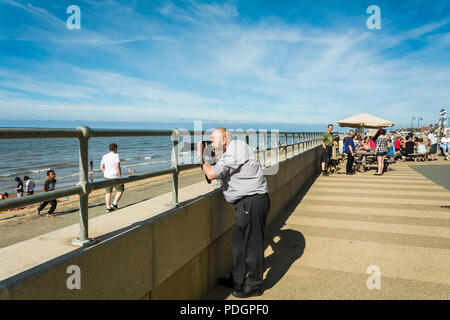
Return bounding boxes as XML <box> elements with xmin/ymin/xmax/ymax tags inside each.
<box><xmin>197</xmin><ymin>128</ymin><xmax>270</xmax><ymax>298</ymax></box>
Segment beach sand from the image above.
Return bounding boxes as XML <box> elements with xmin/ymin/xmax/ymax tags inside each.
<box><xmin>0</xmin><ymin>167</ymin><xmax>209</xmax><ymax>249</ymax></box>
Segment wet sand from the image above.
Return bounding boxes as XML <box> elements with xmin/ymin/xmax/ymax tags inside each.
<box><xmin>0</xmin><ymin>167</ymin><xmax>208</xmax><ymax>249</ymax></box>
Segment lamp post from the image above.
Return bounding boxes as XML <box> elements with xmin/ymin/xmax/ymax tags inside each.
<box><xmin>411</xmin><ymin>116</ymin><xmax>415</xmax><ymax>130</ymax></box>
<box><xmin>417</xmin><ymin>116</ymin><xmax>422</xmax><ymax>130</ymax></box>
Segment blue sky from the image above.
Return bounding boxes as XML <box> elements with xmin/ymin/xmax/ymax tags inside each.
<box><xmin>0</xmin><ymin>0</ymin><xmax>449</xmax><ymax>128</ymax></box>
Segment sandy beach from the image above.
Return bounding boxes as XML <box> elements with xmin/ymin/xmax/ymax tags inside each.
<box><xmin>0</xmin><ymin>167</ymin><xmax>208</xmax><ymax>249</ymax></box>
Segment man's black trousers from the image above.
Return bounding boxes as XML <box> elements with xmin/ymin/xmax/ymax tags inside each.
<box><xmin>346</xmin><ymin>153</ymin><xmax>354</xmax><ymax>173</ymax></box>
<box><xmin>232</xmin><ymin>193</ymin><xmax>270</xmax><ymax>290</ymax></box>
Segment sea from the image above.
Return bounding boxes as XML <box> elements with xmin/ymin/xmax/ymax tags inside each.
<box><xmin>0</xmin><ymin>120</ymin><xmax>327</xmax><ymax>193</ymax></box>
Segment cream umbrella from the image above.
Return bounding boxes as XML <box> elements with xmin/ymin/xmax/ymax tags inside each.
<box><xmin>337</xmin><ymin>113</ymin><xmax>394</xmax><ymax>129</ymax></box>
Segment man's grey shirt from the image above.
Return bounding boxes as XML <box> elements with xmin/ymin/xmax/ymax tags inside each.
<box><xmin>212</xmin><ymin>139</ymin><xmax>268</xmax><ymax>203</ymax></box>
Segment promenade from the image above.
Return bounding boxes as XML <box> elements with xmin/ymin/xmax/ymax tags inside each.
<box><xmin>204</xmin><ymin>160</ymin><xmax>450</xmax><ymax>299</ymax></box>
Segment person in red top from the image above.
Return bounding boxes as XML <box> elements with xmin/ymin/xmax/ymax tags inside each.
<box><xmin>394</xmin><ymin>138</ymin><xmax>402</xmax><ymax>151</ymax></box>
<box><xmin>0</xmin><ymin>192</ymin><xmax>9</xmax><ymax>201</ymax></box>
<box><xmin>369</xmin><ymin>137</ymin><xmax>376</xmax><ymax>149</ymax></box>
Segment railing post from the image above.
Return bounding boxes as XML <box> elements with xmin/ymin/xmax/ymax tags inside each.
<box><xmin>284</xmin><ymin>133</ymin><xmax>288</xmax><ymax>160</ymax></box>
<box><xmin>298</xmin><ymin>133</ymin><xmax>301</xmax><ymax>154</ymax></box>
<box><xmin>169</xmin><ymin>128</ymin><xmax>179</xmax><ymax>207</ymax></box>
<box><xmin>308</xmin><ymin>133</ymin><xmax>311</xmax><ymax>150</ymax></box>
<box><xmin>292</xmin><ymin>133</ymin><xmax>295</xmax><ymax>155</ymax></box>
<box><xmin>300</xmin><ymin>133</ymin><xmax>303</xmax><ymax>153</ymax></box>
<box><xmin>261</xmin><ymin>129</ymin><xmax>267</xmax><ymax>167</ymax></box>
<box><xmin>72</xmin><ymin>126</ymin><xmax>96</xmax><ymax>247</ymax></box>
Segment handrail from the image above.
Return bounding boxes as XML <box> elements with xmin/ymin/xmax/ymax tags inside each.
<box><xmin>0</xmin><ymin>126</ymin><xmax>322</xmax><ymax>246</ymax></box>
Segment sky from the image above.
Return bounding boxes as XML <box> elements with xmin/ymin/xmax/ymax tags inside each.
<box><xmin>0</xmin><ymin>0</ymin><xmax>449</xmax><ymax>128</ymax></box>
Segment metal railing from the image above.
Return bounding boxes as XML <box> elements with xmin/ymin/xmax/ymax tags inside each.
<box><xmin>0</xmin><ymin>127</ymin><xmax>322</xmax><ymax>246</ymax></box>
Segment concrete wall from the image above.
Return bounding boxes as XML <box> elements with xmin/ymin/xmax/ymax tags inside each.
<box><xmin>0</xmin><ymin>146</ymin><xmax>321</xmax><ymax>300</ymax></box>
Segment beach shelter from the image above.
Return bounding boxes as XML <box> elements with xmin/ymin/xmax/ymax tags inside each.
<box><xmin>337</xmin><ymin>113</ymin><xmax>394</xmax><ymax>129</ymax></box>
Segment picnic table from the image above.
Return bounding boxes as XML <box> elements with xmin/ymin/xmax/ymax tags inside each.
<box><xmin>353</xmin><ymin>151</ymin><xmax>396</xmax><ymax>173</ymax></box>
<box><xmin>352</xmin><ymin>151</ymin><xmax>374</xmax><ymax>172</ymax></box>
<box><xmin>403</xmin><ymin>152</ymin><xmax>428</xmax><ymax>162</ymax></box>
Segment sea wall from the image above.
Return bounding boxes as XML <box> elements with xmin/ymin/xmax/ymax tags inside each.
<box><xmin>0</xmin><ymin>146</ymin><xmax>321</xmax><ymax>299</ymax></box>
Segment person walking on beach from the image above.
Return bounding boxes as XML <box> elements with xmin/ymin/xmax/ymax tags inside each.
<box><xmin>15</xmin><ymin>177</ymin><xmax>24</xmax><ymax>197</ymax></box>
<box><xmin>343</xmin><ymin>130</ymin><xmax>355</xmax><ymax>174</ymax></box>
<box><xmin>37</xmin><ymin>170</ymin><xmax>57</xmax><ymax>217</ymax></box>
<box><xmin>100</xmin><ymin>143</ymin><xmax>124</xmax><ymax>213</ymax></box>
<box><xmin>374</xmin><ymin>129</ymin><xmax>388</xmax><ymax>175</ymax></box>
<box><xmin>23</xmin><ymin>176</ymin><xmax>35</xmax><ymax>195</ymax></box>
<box><xmin>89</xmin><ymin>159</ymin><xmax>94</xmax><ymax>183</ymax></box>
<box><xmin>321</xmin><ymin>124</ymin><xmax>334</xmax><ymax>176</ymax></box>
<box><xmin>198</xmin><ymin>128</ymin><xmax>270</xmax><ymax>298</ymax></box>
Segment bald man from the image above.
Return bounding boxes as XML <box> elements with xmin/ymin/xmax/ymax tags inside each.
<box><xmin>198</xmin><ymin>128</ymin><xmax>270</xmax><ymax>298</ymax></box>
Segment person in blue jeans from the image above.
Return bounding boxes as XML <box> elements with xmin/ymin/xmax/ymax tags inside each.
<box><xmin>344</xmin><ymin>130</ymin><xmax>355</xmax><ymax>174</ymax></box>
<box><xmin>37</xmin><ymin>170</ymin><xmax>57</xmax><ymax>217</ymax></box>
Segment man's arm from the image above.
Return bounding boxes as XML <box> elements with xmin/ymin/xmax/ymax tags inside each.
<box><xmin>348</xmin><ymin>144</ymin><xmax>354</xmax><ymax>156</ymax></box>
<box><xmin>201</xmin><ymin>162</ymin><xmax>216</xmax><ymax>181</ymax></box>
<box><xmin>116</xmin><ymin>162</ymin><xmax>122</xmax><ymax>178</ymax></box>
<box><xmin>100</xmin><ymin>163</ymin><xmax>105</xmax><ymax>173</ymax></box>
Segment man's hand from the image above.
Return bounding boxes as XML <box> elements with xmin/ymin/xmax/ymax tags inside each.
<box><xmin>197</xmin><ymin>141</ymin><xmax>204</xmax><ymax>163</ymax></box>
<box><xmin>201</xmin><ymin>162</ymin><xmax>217</xmax><ymax>180</ymax></box>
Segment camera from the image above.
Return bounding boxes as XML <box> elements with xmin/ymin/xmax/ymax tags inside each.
<box><xmin>182</xmin><ymin>141</ymin><xmax>217</xmax><ymax>184</ymax></box>
<box><xmin>182</xmin><ymin>141</ymin><xmax>216</xmax><ymax>163</ymax></box>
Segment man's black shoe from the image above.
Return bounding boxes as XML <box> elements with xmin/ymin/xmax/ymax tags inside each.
<box><xmin>232</xmin><ymin>286</ymin><xmax>263</xmax><ymax>299</ymax></box>
<box><xmin>322</xmin><ymin>171</ymin><xmax>329</xmax><ymax>176</ymax></box>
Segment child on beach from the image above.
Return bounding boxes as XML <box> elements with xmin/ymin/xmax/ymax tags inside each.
<box><xmin>15</xmin><ymin>177</ymin><xmax>24</xmax><ymax>197</ymax></box>
<box><xmin>37</xmin><ymin>170</ymin><xmax>57</xmax><ymax>217</ymax></box>
<box><xmin>24</xmin><ymin>176</ymin><xmax>35</xmax><ymax>195</ymax></box>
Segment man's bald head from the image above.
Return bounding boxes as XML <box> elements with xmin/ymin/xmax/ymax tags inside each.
<box><xmin>211</xmin><ymin>127</ymin><xmax>232</xmax><ymax>151</ymax></box>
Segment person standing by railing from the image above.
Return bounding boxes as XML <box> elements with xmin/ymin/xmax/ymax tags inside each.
<box><xmin>198</xmin><ymin>128</ymin><xmax>270</xmax><ymax>299</ymax></box>
<box><xmin>321</xmin><ymin>124</ymin><xmax>334</xmax><ymax>176</ymax></box>
<box><xmin>100</xmin><ymin>143</ymin><xmax>124</xmax><ymax>213</ymax></box>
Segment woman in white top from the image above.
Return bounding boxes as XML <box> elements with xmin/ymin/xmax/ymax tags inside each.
<box><xmin>23</xmin><ymin>176</ymin><xmax>35</xmax><ymax>195</ymax></box>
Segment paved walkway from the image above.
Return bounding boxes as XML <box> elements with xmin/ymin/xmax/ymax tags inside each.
<box><xmin>204</xmin><ymin>159</ymin><xmax>450</xmax><ymax>299</ymax></box>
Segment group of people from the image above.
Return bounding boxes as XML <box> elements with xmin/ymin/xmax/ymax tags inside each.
<box><xmin>321</xmin><ymin>124</ymin><xmax>449</xmax><ymax>176</ymax></box>
<box><xmin>1</xmin><ymin>143</ymin><xmax>127</xmax><ymax>217</ymax></box>
<box><xmin>395</xmin><ymin>131</ymin><xmax>449</xmax><ymax>162</ymax></box>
